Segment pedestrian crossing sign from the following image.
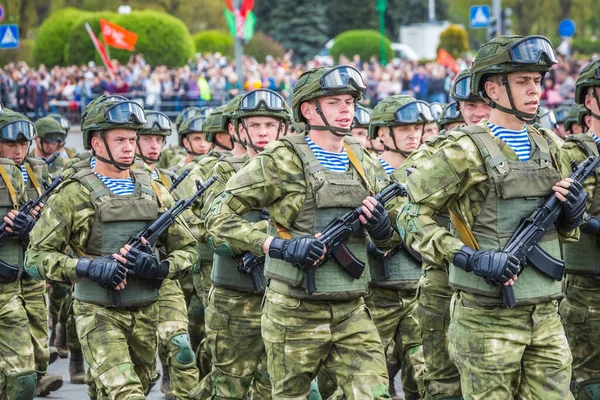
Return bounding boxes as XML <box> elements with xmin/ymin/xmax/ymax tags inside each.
<box><xmin>470</xmin><ymin>6</ymin><xmax>490</xmax><ymax>29</ymax></box>
<box><xmin>0</xmin><ymin>24</ymin><xmax>19</xmax><ymax>49</ymax></box>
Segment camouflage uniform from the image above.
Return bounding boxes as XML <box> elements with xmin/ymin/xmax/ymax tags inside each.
<box><xmin>0</xmin><ymin>154</ymin><xmax>37</xmax><ymax>399</ymax></box>
<box><xmin>25</xmin><ymin>100</ymin><xmax>199</xmax><ymax>399</ymax></box>
<box><xmin>206</xmin><ymin>66</ymin><xmax>392</xmax><ymax>399</ymax></box>
<box><xmin>397</xmin><ymin>36</ymin><xmax>576</xmax><ymax>400</ymax></box>
<box><xmin>559</xmin><ymin>60</ymin><xmax>600</xmax><ymax>400</ymax></box>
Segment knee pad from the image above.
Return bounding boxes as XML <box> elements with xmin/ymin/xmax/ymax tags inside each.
<box><xmin>168</xmin><ymin>333</ymin><xmax>196</xmax><ymax>369</ymax></box>
<box><xmin>5</xmin><ymin>370</ymin><xmax>37</xmax><ymax>400</ymax></box>
<box><xmin>573</xmin><ymin>378</ymin><xmax>600</xmax><ymax>400</ymax></box>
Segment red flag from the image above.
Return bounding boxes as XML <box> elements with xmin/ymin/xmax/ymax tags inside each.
<box><xmin>437</xmin><ymin>49</ymin><xmax>459</xmax><ymax>74</ymax></box>
<box><xmin>85</xmin><ymin>22</ymin><xmax>114</xmax><ymax>78</ymax></box>
<box><xmin>240</xmin><ymin>0</ymin><xmax>254</xmax><ymax>17</ymax></box>
<box><xmin>100</xmin><ymin>19</ymin><xmax>138</xmax><ymax>51</ymax></box>
<box><xmin>225</xmin><ymin>0</ymin><xmax>234</xmax><ymax>12</ymax></box>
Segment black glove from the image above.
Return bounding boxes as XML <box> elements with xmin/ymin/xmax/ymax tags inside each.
<box><xmin>0</xmin><ymin>259</ymin><xmax>20</xmax><ymax>283</ymax></box>
<box><xmin>268</xmin><ymin>236</ymin><xmax>326</xmax><ymax>271</ymax></box>
<box><xmin>582</xmin><ymin>215</ymin><xmax>600</xmax><ymax>248</ymax></box>
<box><xmin>363</xmin><ymin>201</ymin><xmax>393</xmax><ymax>242</ymax></box>
<box><xmin>75</xmin><ymin>256</ymin><xmax>127</xmax><ymax>289</ymax></box>
<box><xmin>10</xmin><ymin>211</ymin><xmax>36</xmax><ymax>240</ymax></box>
<box><xmin>124</xmin><ymin>245</ymin><xmax>169</xmax><ymax>280</ymax></box>
<box><xmin>453</xmin><ymin>246</ymin><xmax>520</xmax><ymax>285</ymax></box>
<box><xmin>557</xmin><ymin>180</ymin><xmax>587</xmax><ymax>232</ymax></box>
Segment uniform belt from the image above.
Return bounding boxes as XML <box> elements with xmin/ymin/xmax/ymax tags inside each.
<box><xmin>424</xmin><ymin>269</ymin><xmax>449</xmax><ymax>285</ymax></box>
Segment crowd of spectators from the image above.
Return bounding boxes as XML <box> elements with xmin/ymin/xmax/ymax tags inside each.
<box><xmin>0</xmin><ymin>49</ymin><xmax>589</xmax><ymax>124</ymax></box>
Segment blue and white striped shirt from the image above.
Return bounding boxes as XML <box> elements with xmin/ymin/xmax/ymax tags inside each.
<box><xmin>592</xmin><ymin>133</ymin><xmax>600</xmax><ymax>145</ymax></box>
<box><xmin>89</xmin><ymin>157</ymin><xmax>96</xmax><ymax>169</ymax></box>
<box><xmin>20</xmin><ymin>164</ymin><xmax>29</xmax><ymax>183</ymax></box>
<box><xmin>378</xmin><ymin>157</ymin><xmax>395</xmax><ymax>175</ymax></box>
<box><xmin>151</xmin><ymin>169</ymin><xmax>159</xmax><ymax>181</ymax></box>
<box><xmin>305</xmin><ymin>136</ymin><xmax>349</xmax><ymax>172</ymax></box>
<box><xmin>487</xmin><ymin>121</ymin><xmax>531</xmax><ymax>162</ymax></box>
<box><xmin>94</xmin><ymin>173</ymin><xmax>135</xmax><ymax>196</ymax></box>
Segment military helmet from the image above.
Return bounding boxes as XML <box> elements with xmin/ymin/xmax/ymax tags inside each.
<box><xmin>451</xmin><ymin>68</ymin><xmax>482</xmax><ymax>103</ymax></box>
<box><xmin>575</xmin><ymin>60</ymin><xmax>600</xmax><ymax>105</ymax></box>
<box><xmin>0</xmin><ymin>108</ymin><xmax>36</xmax><ymax>142</ymax></box>
<box><xmin>222</xmin><ymin>94</ymin><xmax>244</xmax><ymax>129</ymax></box>
<box><xmin>82</xmin><ymin>100</ymin><xmax>146</xmax><ymax>150</ymax></box>
<box><xmin>175</xmin><ymin>107</ymin><xmax>203</xmax><ymax>131</ymax></box>
<box><xmin>34</xmin><ymin>116</ymin><xmax>67</xmax><ymax>143</ymax></box>
<box><xmin>139</xmin><ymin>111</ymin><xmax>172</xmax><ymax>137</ymax></box>
<box><xmin>564</xmin><ymin>104</ymin><xmax>583</xmax><ymax>132</ymax></box>
<box><xmin>204</xmin><ymin>105</ymin><xmax>228</xmax><ymax>142</ymax></box>
<box><xmin>471</xmin><ymin>35</ymin><xmax>557</xmax><ymax>99</ymax></box>
<box><xmin>553</xmin><ymin>105</ymin><xmax>570</xmax><ymax>124</ymax></box>
<box><xmin>353</xmin><ymin>105</ymin><xmax>371</xmax><ymax>128</ymax></box>
<box><xmin>438</xmin><ymin>102</ymin><xmax>465</xmax><ymax>128</ymax></box>
<box><xmin>292</xmin><ymin>65</ymin><xmax>366</xmax><ymax>123</ymax></box>
<box><xmin>81</xmin><ymin>94</ymin><xmax>128</xmax><ymax>126</ymax></box>
<box><xmin>178</xmin><ymin>116</ymin><xmax>205</xmax><ymax>147</ymax></box>
<box><xmin>577</xmin><ymin>103</ymin><xmax>591</xmax><ymax>128</ymax></box>
<box><xmin>536</xmin><ymin>106</ymin><xmax>557</xmax><ymax>130</ymax></box>
<box><xmin>47</xmin><ymin>113</ymin><xmax>71</xmax><ymax>134</ymax></box>
<box><xmin>368</xmin><ymin>95</ymin><xmax>432</xmax><ymax>139</ymax></box>
<box><xmin>236</xmin><ymin>89</ymin><xmax>291</xmax><ymax>124</ymax></box>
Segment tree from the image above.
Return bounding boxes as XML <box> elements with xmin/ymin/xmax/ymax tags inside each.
<box><xmin>437</xmin><ymin>24</ymin><xmax>469</xmax><ymax>58</ymax></box>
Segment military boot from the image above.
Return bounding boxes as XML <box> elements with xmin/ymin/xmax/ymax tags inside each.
<box><xmin>53</xmin><ymin>323</ymin><xmax>69</xmax><ymax>358</ymax></box>
<box><xmin>387</xmin><ymin>361</ymin><xmax>401</xmax><ymax>400</ymax></box>
<box><xmin>49</xmin><ymin>346</ymin><xmax>59</xmax><ymax>365</ymax></box>
<box><xmin>34</xmin><ymin>373</ymin><xmax>63</xmax><ymax>397</ymax></box>
<box><xmin>69</xmin><ymin>349</ymin><xmax>86</xmax><ymax>384</ymax></box>
<box><xmin>160</xmin><ymin>365</ymin><xmax>175</xmax><ymax>399</ymax></box>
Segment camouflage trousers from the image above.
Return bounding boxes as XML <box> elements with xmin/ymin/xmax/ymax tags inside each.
<box><xmin>20</xmin><ymin>275</ymin><xmax>49</xmax><ymax>375</ymax></box>
<box><xmin>181</xmin><ymin>273</ymin><xmax>204</xmax><ymax>351</ymax></box>
<box><xmin>416</xmin><ymin>270</ymin><xmax>462</xmax><ymax>399</ymax></box>
<box><xmin>261</xmin><ymin>283</ymin><xmax>391</xmax><ymax>399</ymax></box>
<box><xmin>192</xmin><ymin>286</ymin><xmax>271</xmax><ymax>399</ymax></box>
<box><xmin>192</xmin><ymin>261</ymin><xmax>214</xmax><ymax>379</ymax></box>
<box><xmin>0</xmin><ymin>294</ymin><xmax>36</xmax><ymax>399</ymax></box>
<box><xmin>365</xmin><ymin>285</ymin><xmax>425</xmax><ymax>399</ymax></box>
<box><xmin>448</xmin><ymin>291</ymin><xmax>573</xmax><ymax>400</ymax></box>
<box><xmin>158</xmin><ymin>278</ymin><xmax>199</xmax><ymax>400</ymax></box>
<box><xmin>48</xmin><ymin>282</ymin><xmax>81</xmax><ymax>351</ymax></box>
<box><xmin>73</xmin><ymin>299</ymin><xmax>158</xmax><ymax>399</ymax></box>
<box><xmin>559</xmin><ymin>274</ymin><xmax>600</xmax><ymax>399</ymax></box>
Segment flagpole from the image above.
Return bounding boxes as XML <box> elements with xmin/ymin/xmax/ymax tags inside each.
<box><xmin>233</xmin><ymin>0</ymin><xmax>244</xmax><ymax>91</ymax></box>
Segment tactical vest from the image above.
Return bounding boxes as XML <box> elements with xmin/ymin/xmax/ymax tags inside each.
<box><xmin>0</xmin><ymin>159</ymin><xmax>24</xmax><ymax>297</ymax></box>
<box><xmin>23</xmin><ymin>158</ymin><xmax>47</xmax><ymax>203</ymax></box>
<box><xmin>72</xmin><ymin>169</ymin><xmax>161</xmax><ymax>307</ymax></box>
<box><xmin>563</xmin><ymin>133</ymin><xmax>600</xmax><ymax>274</ymax></box>
<box><xmin>448</xmin><ymin>126</ymin><xmax>563</xmax><ymax>305</ymax></box>
<box><xmin>264</xmin><ymin>134</ymin><xmax>372</xmax><ymax>300</ymax></box>
<box><xmin>211</xmin><ymin>155</ymin><xmax>267</xmax><ymax>292</ymax></box>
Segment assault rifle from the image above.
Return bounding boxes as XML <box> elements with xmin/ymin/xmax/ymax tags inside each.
<box><xmin>44</xmin><ymin>152</ymin><xmax>60</xmax><ymax>166</ymax></box>
<box><xmin>110</xmin><ymin>176</ymin><xmax>217</xmax><ymax>306</ymax></box>
<box><xmin>236</xmin><ymin>208</ymin><xmax>271</xmax><ymax>293</ymax></box>
<box><xmin>501</xmin><ymin>155</ymin><xmax>600</xmax><ymax>308</ymax></box>
<box><xmin>0</xmin><ymin>175</ymin><xmax>64</xmax><ymax>246</ymax></box>
<box><xmin>169</xmin><ymin>168</ymin><xmax>191</xmax><ymax>193</ymax></box>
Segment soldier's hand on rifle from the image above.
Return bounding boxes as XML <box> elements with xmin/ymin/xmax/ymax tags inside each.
<box><xmin>553</xmin><ymin>178</ymin><xmax>587</xmax><ymax>231</ymax></box>
<box><xmin>266</xmin><ymin>236</ymin><xmax>326</xmax><ymax>271</ymax></box>
<box><xmin>359</xmin><ymin>196</ymin><xmax>393</xmax><ymax>242</ymax></box>
<box><xmin>30</xmin><ymin>203</ymin><xmax>43</xmax><ymax>218</ymax></box>
<box><xmin>3</xmin><ymin>210</ymin><xmax>35</xmax><ymax>239</ymax></box>
<box><xmin>116</xmin><ymin>238</ymin><xmax>169</xmax><ymax>280</ymax></box>
<box><xmin>75</xmin><ymin>255</ymin><xmax>127</xmax><ymax>290</ymax></box>
<box><xmin>453</xmin><ymin>246</ymin><xmax>520</xmax><ymax>286</ymax></box>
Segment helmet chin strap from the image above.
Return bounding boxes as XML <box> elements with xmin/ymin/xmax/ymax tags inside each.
<box><xmin>308</xmin><ymin>99</ymin><xmax>352</xmax><ymax>137</ymax></box>
<box><xmin>239</xmin><ymin>119</ymin><xmax>283</xmax><ymax>153</ymax></box>
<box><xmin>384</xmin><ymin>125</ymin><xmax>417</xmax><ymax>158</ymax></box>
<box><xmin>480</xmin><ymin>74</ymin><xmax>538</xmax><ymax>123</ymax></box>
<box><xmin>589</xmin><ymin>89</ymin><xmax>600</xmax><ymax>121</ymax></box>
<box><xmin>135</xmin><ymin>137</ymin><xmax>162</xmax><ymax>164</ymax></box>
<box><xmin>211</xmin><ymin>136</ymin><xmax>234</xmax><ymax>152</ymax></box>
<box><xmin>94</xmin><ymin>133</ymin><xmax>134</xmax><ymax>171</ymax></box>
<box><xmin>183</xmin><ymin>135</ymin><xmax>207</xmax><ymax>157</ymax></box>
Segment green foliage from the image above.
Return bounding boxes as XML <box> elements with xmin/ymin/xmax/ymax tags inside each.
<box><xmin>65</xmin><ymin>10</ymin><xmax>194</xmax><ymax>67</ymax></box>
<box><xmin>437</xmin><ymin>24</ymin><xmax>469</xmax><ymax>58</ymax></box>
<box><xmin>244</xmin><ymin>33</ymin><xmax>285</xmax><ymax>62</ymax></box>
<box><xmin>572</xmin><ymin>37</ymin><xmax>600</xmax><ymax>55</ymax></box>
<box><xmin>330</xmin><ymin>30</ymin><xmax>394</xmax><ymax>63</ymax></box>
<box><xmin>0</xmin><ymin>39</ymin><xmax>35</xmax><ymax>66</ymax></box>
<box><xmin>33</xmin><ymin>8</ymin><xmax>91</xmax><ymax>66</ymax></box>
<box><xmin>193</xmin><ymin>30</ymin><xmax>234</xmax><ymax>58</ymax></box>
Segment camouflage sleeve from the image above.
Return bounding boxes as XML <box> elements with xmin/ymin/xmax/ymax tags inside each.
<box><xmin>25</xmin><ymin>181</ymin><xmax>95</xmax><ymax>281</ymax></box>
<box><xmin>155</xmin><ymin>183</ymin><xmax>199</xmax><ymax>280</ymax></box>
<box><xmin>206</xmin><ymin>143</ymin><xmax>304</xmax><ymax>256</ymax></box>
<box><xmin>172</xmin><ymin>165</ymin><xmax>206</xmax><ymax>242</ymax></box>
<box><xmin>396</xmin><ymin>135</ymin><xmax>488</xmax><ymax>265</ymax></box>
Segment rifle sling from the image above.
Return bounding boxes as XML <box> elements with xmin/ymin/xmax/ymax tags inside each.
<box><xmin>449</xmin><ymin>211</ymin><xmax>480</xmax><ymax>250</ymax></box>
<box><xmin>24</xmin><ymin>162</ymin><xmax>42</xmax><ymax>198</ymax></box>
<box><xmin>0</xmin><ymin>163</ymin><xmax>17</xmax><ymax>209</ymax></box>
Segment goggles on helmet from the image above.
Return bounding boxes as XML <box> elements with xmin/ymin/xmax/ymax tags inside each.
<box><xmin>394</xmin><ymin>101</ymin><xmax>433</xmax><ymax>124</ymax></box>
<box><xmin>104</xmin><ymin>101</ymin><xmax>147</xmax><ymax>125</ymax></box>
<box><xmin>144</xmin><ymin>112</ymin><xmax>171</xmax><ymax>131</ymax></box>
<box><xmin>1</xmin><ymin>121</ymin><xmax>36</xmax><ymax>141</ymax></box>
<box><xmin>320</xmin><ymin>65</ymin><xmax>367</xmax><ymax>92</ymax></box>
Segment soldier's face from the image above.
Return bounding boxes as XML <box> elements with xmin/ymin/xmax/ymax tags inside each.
<box><xmin>240</xmin><ymin>116</ymin><xmax>282</xmax><ymax>150</ymax></box>
<box><xmin>460</xmin><ymin>101</ymin><xmax>491</xmax><ymax>126</ymax></box>
<box><xmin>350</xmin><ymin>127</ymin><xmax>368</xmax><ymax>147</ymax></box>
<box><xmin>485</xmin><ymin>72</ymin><xmax>542</xmax><ymax>115</ymax></box>
<box><xmin>136</xmin><ymin>134</ymin><xmax>165</xmax><ymax>162</ymax></box>
<box><xmin>183</xmin><ymin>132</ymin><xmax>211</xmax><ymax>155</ymax></box>
<box><xmin>92</xmin><ymin>129</ymin><xmax>137</xmax><ymax>166</ymax></box>
<box><xmin>585</xmin><ymin>90</ymin><xmax>600</xmax><ymax>116</ymax></box>
<box><xmin>422</xmin><ymin>122</ymin><xmax>439</xmax><ymax>143</ymax></box>
<box><xmin>379</xmin><ymin>124</ymin><xmax>422</xmax><ymax>153</ymax></box>
<box><xmin>554</xmin><ymin>123</ymin><xmax>568</xmax><ymax>139</ymax></box>
<box><xmin>0</xmin><ymin>141</ymin><xmax>28</xmax><ymax>164</ymax></box>
<box><xmin>367</xmin><ymin>137</ymin><xmax>385</xmax><ymax>154</ymax></box>
<box><xmin>302</xmin><ymin>94</ymin><xmax>355</xmax><ymax>130</ymax></box>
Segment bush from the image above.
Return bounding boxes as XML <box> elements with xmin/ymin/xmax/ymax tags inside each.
<box><xmin>329</xmin><ymin>30</ymin><xmax>394</xmax><ymax>63</ymax></box>
<box><xmin>572</xmin><ymin>37</ymin><xmax>600</xmax><ymax>55</ymax></box>
<box><xmin>245</xmin><ymin>32</ymin><xmax>285</xmax><ymax>61</ymax></box>
<box><xmin>0</xmin><ymin>39</ymin><xmax>35</xmax><ymax>66</ymax></box>
<box><xmin>34</xmin><ymin>8</ymin><xmax>91</xmax><ymax>66</ymax></box>
<box><xmin>66</xmin><ymin>10</ymin><xmax>194</xmax><ymax>67</ymax></box>
<box><xmin>193</xmin><ymin>30</ymin><xmax>234</xmax><ymax>58</ymax></box>
<box><xmin>437</xmin><ymin>24</ymin><xmax>469</xmax><ymax>59</ymax></box>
